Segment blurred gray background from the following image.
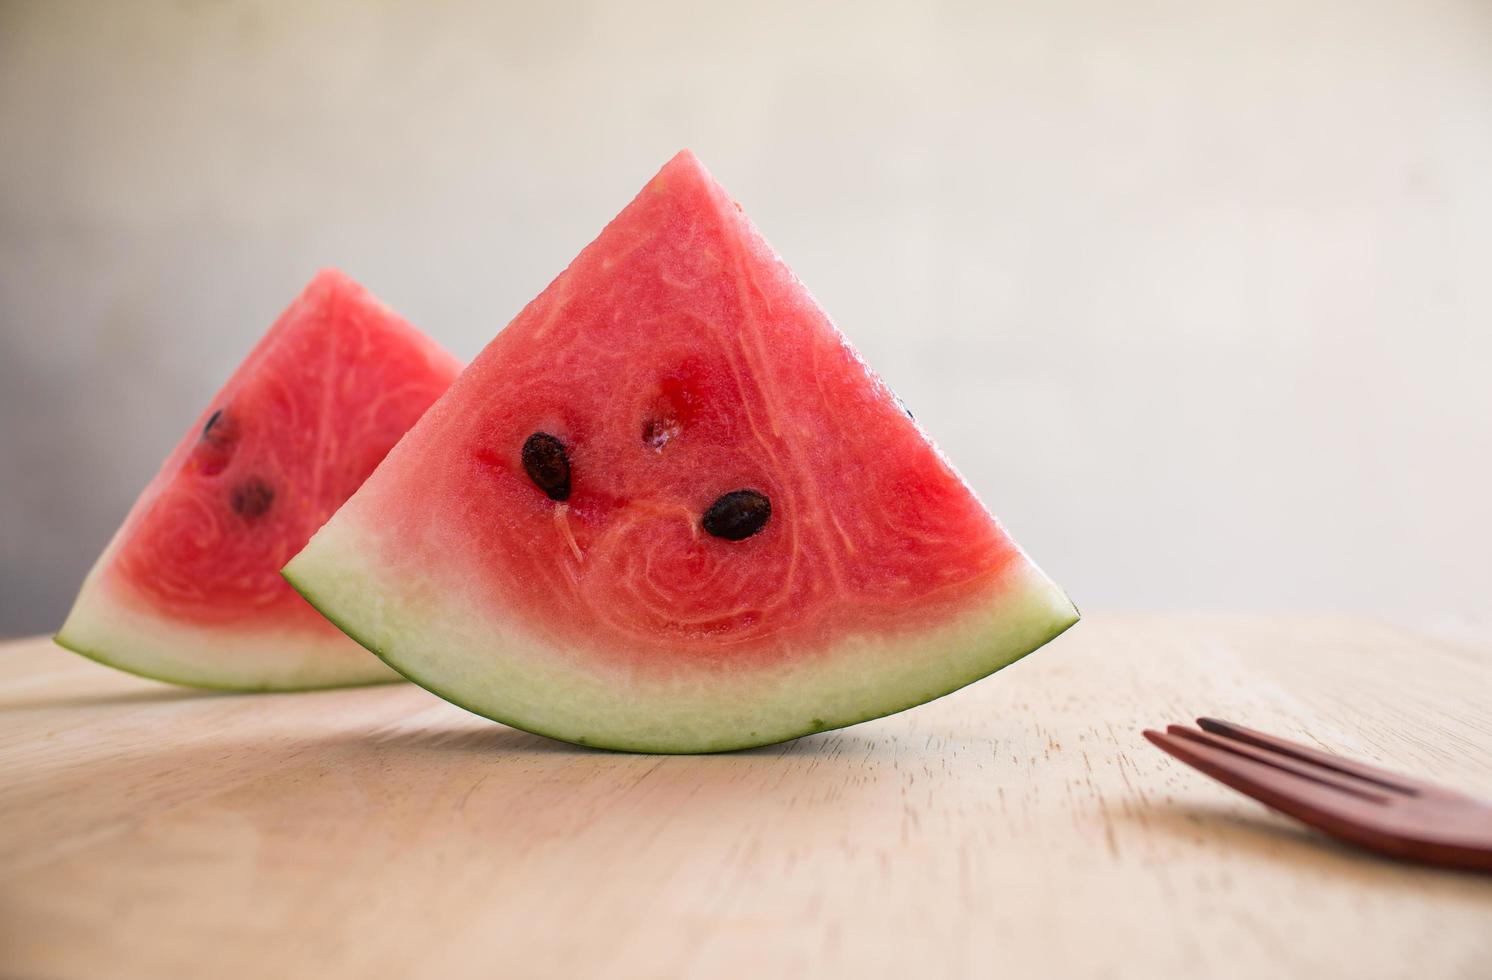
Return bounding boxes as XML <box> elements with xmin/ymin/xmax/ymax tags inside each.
<box><xmin>3</xmin><ymin>0</ymin><xmax>1490</xmax><ymax>637</ymax></box>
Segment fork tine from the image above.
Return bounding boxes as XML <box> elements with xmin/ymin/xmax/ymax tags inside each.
<box><xmin>1196</xmin><ymin>718</ymin><xmax>1428</xmax><ymax>795</ymax></box>
<box><xmin>1164</xmin><ymin>725</ymin><xmax>1393</xmax><ymax>802</ymax></box>
<box><xmin>1144</xmin><ymin>729</ymin><xmax>1388</xmax><ymax>836</ymax></box>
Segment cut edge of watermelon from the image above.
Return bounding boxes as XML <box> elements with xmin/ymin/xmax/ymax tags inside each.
<box><xmin>283</xmin><ymin>519</ymin><xmax>1079</xmax><ymax>752</ymax></box>
<box><xmin>56</xmin><ymin>551</ymin><xmax>401</xmax><ymax>691</ymax></box>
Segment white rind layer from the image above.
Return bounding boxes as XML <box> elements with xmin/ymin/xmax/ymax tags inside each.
<box><xmin>283</xmin><ymin>517</ymin><xmax>1079</xmax><ymax>752</ymax></box>
<box><xmin>56</xmin><ymin>555</ymin><xmax>400</xmax><ymax>691</ymax></box>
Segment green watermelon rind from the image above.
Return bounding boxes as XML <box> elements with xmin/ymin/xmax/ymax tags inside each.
<box><xmin>51</xmin><ymin>630</ymin><xmax>402</xmax><ymax>694</ymax></box>
<box><xmin>282</xmin><ymin>539</ymin><xmax>1080</xmax><ymax>753</ymax></box>
<box><xmin>55</xmin><ymin>556</ymin><xmax>404</xmax><ymax>692</ymax></box>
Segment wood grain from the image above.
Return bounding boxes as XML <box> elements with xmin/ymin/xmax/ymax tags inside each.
<box><xmin>2</xmin><ymin>615</ymin><xmax>1490</xmax><ymax>979</ymax></box>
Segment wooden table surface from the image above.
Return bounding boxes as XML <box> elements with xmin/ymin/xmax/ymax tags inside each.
<box><xmin>3</xmin><ymin>615</ymin><xmax>1490</xmax><ymax>979</ymax></box>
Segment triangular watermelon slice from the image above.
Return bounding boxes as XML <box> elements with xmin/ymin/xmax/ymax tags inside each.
<box><xmin>56</xmin><ymin>270</ymin><xmax>463</xmax><ymax>690</ymax></box>
<box><xmin>285</xmin><ymin>153</ymin><xmax>1078</xmax><ymax>749</ymax></box>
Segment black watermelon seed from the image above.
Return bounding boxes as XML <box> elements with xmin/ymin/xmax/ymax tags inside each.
<box><xmin>230</xmin><ymin>478</ymin><xmax>275</xmax><ymax>519</ymax></box>
<box><xmin>195</xmin><ymin>409</ymin><xmax>239</xmax><ymax>476</ymax></box>
<box><xmin>702</xmin><ymin>489</ymin><xmax>771</xmax><ymax>541</ymax></box>
<box><xmin>205</xmin><ymin>408</ymin><xmax>234</xmax><ymax>444</ymax></box>
<box><xmin>522</xmin><ymin>432</ymin><xmax>571</xmax><ymax>501</ymax></box>
<box><xmin>201</xmin><ymin>407</ymin><xmax>238</xmax><ymax>446</ymax></box>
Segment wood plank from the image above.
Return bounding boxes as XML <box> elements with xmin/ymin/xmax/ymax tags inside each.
<box><xmin>2</xmin><ymin>616</ymin><xmax>1490</xmax><ymax>979</ymax></box>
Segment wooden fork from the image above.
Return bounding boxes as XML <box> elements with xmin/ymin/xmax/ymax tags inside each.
<box><xmin>1144</xmin><ymin>718</ymin><xmax>1492</xmax><ymax>872</ymax></box>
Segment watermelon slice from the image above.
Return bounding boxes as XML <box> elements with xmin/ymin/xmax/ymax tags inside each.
<box><xmin>285</xmin><ymin>152</ymin><xmax>1078</xmax><ymax>750</ymax></box>
<box><xmin>56</xmin><ymin>270</ymin><xmax>462</xmax><ymax>690</ymax></box>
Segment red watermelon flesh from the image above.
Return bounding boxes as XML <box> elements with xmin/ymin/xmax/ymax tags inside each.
<box><xmin>285</xmin><ymin>153</ymin><xmax>1078</xmax><ymax>749</ymax></box>
<box><xmin>56</xmin><ymin>270</ymin><xmax>463</xmax><ymax>689</ymax></box>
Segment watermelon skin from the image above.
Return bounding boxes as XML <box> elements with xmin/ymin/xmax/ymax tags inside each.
<box><xmin>288</xmin><ymin>545</ymin><xmax>1075</xmax><ymax>751</ymax></box>
<box><xmin>56</xmin><ymin>270</ymin><xmax>463</xmax><ymax>690</ymax></box>
<box><xmin>285</xmin><ymin>153</ymin><xmax>1078</xmax><ymax>750</ymax></box>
